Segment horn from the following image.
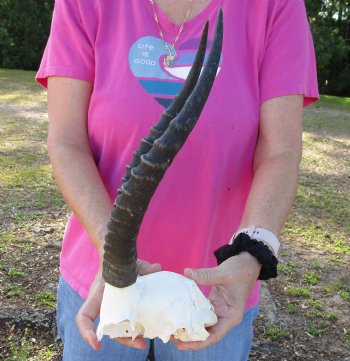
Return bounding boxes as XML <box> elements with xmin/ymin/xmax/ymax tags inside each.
<box><xmin>121</xmin><ymin>21</ymin><xmax>209</xmax><ymax>184</ymax></box>
<box><xmin>103</xmin><ymin>9</ymin><xmax>224</xmax><ymax>288</ymax></box>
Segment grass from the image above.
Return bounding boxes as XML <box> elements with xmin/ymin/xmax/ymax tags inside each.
<box><xmin>3</xmin><ymin>284</ymin><xmax>22</xmax><ymax>297</ymax></box>
<box><xmin>316</xmin><ymin>94</ymin><xmax>350</xmax><ymax>112</ymax></box>
<box><xmin>265</xmin><ymin>326</ymin><xmax>288</xmax><ymax>341</ymax></box>
<box><xmin>302</xmin><ymin>271</ymin><xmax>320</xmax><ymax>286</ymax></box>
<box><xmin>280</xmin><ymin>96</ymin><xmax>349</xmax><ymax>355</ymax></box>
<box><xmin>307</xmin><ymin>326</ymin><xmax>326</xmax><ymax>337</ymax></box>
<box><xmin>7</xmin><ymin>270</ymin><xmax>26</xmax><ymax>278</ymax></box>
<box><xmin>340</xmin><ymin>291</ymin><xmax>349</xmax><ymax>302</ymax></box>
<box><xmin>311</xmin><ymin>260</ymin><xmax>324</xmax><ymax>270</ymax></box>
<box><xmin>0</xmin><ymin>68</ymin><xmax>45</xmax><ymax>104</ymax></box>
<box><xmin>4</xmin><ymin>329</ymin><xmax>62</xmax><ymax>361</ymax></box>
<box><xmin>1</xmin><ymin>69</ymin><xmax>350</xmax><ymax>359</ymax></box>
<box><xmin>36</xmin><ymin>292</ymin><xmax>56</xmax><ymax>308</ymax></box>
<box><xmin>285</xmin><ymin>302</ymin><xmax>297</xmax><ymax>314</ymax></box>
<box><xmin>0</xmin><ymin>69</ymin><xmax>66</xmax><ymax>360</ymax></box>
<box><xmin>306</xmin><ymin>310</ymin><xmax>337</xmax><ymax>321</ymax></box>
<box><xmin>277</xmin><ymin>261</ymin><xmax>297</xmax><ymax>277</ymax></box>
<box><xmin>306</xmin><ymin>300</ymin><xmax>322</xmax><ymax>309</ymax></box>
<box><xmin>303</xmin><ymin>95</ymin><xmax>350</xmax><ymax>134</ymax></box>
<box><xmin>285</xmin><ymin>123</ymin><xmax>350</xmax><ymax>254</ymax></box>
<box><xmin>285</xmin><ymin>285</ymin><xmax>312</xmax><ymax>298</ymax></box>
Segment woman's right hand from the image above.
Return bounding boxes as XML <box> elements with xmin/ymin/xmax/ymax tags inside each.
<box><xmin>76</xmin><ymin>259</ymin><xmax>162</xmax><ymax>350</ymax></box>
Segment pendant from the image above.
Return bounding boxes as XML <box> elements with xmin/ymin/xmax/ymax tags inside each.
<box><xmin>163</xmin><ymin>54</ymin><xmax>176</xmax><ymax>67</ymax></box>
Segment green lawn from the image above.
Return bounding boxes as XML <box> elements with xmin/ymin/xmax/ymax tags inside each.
<box><xmin>317</xmin><ymin>94</ymin><xmax>350</xmax><ymax>112</ymax></box>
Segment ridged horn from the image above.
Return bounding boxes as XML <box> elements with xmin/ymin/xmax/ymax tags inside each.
<box><xmin>121</xmin><ymin>21</ymin><xmax>209</xmax><ymax>184</ymax></box>
<box><xmin>103</xmin><ymin>9</ymin><xmax>224</xmax><ymax>288</ymax></box>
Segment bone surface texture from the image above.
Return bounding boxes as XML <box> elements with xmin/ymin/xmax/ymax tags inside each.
<box><xmin>97</xmin><ymin>271</ymin><xmax>217</xmax><ymax>343</ymax></box>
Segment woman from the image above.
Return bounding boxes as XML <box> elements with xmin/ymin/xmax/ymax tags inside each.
<box><xmin>36</xmin><ymin>0</ymin><xmax>319</xmax><ymax>360</ymax></box>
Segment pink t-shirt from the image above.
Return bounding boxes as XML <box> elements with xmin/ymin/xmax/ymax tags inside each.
<box><xmin>37</xmin><ymin>0</ymin><xmax>319</xmax><ymax>308</ymax></box>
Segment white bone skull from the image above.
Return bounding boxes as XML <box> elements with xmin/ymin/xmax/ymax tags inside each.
<box><xmin>97</xmin><ymin>271</ymin><xmax>217</xmax><ymax>343</ymax></box>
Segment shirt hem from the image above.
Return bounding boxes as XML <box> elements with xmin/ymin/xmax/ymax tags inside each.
<box><xmin>35</xmin><ymin>66</ymin><xmax>94</xmax><ymax>89</ymax></box>
<box><xmin>260</xmin><ymin>85</ymin><xmax>320</xmax><ymax>107</ymax></box>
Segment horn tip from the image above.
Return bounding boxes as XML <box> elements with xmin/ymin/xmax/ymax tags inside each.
<box><xmin>218</xmin><ymin>7</ymin><xmax>223</xmax><ymax>21</ymax></box>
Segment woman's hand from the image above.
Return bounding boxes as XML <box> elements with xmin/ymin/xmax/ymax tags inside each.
<box><xmin>174</xmin><ymin>252</ymin><xmax>261</xmax><ymax>351</ymax></box>
<box><xmin>76</xmin><ymin>259</ymin><xmax>162</xmax><ymax>350</ymax></box>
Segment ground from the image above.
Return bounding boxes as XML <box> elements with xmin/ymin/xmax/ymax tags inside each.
<box><xmin>0</xmin><ymin>69</ymin><xmax>349</xmax><ymax>360</ymax></box>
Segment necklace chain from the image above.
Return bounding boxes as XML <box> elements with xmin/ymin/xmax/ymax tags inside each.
<box><xmin>149</xmin><ymin>0</ymin><xmax>193</xmax><ymax>67</ymax></box>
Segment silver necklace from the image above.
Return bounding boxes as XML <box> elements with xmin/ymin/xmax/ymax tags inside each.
<box><xmin>149</xmin><ymin>0</ymin><xmax>193</xmax><ymax>67</ymax></box>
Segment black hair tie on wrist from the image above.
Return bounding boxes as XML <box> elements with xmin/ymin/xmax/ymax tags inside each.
<box><xmin>214</xmin><ymin>233</ymin><xmax>279</xmax><ymax>280</ymax></box>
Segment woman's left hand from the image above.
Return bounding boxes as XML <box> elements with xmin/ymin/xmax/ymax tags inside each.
<box><xmin>174</xmin><ymin>252</ymin><xmax>261</xmax><ymax>351</ymax></box>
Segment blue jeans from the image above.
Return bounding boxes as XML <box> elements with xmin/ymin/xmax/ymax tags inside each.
<box><xmin>57</xmin><ymin>277</ymin><xmax>259</xmax><ymax>361</ymax></box>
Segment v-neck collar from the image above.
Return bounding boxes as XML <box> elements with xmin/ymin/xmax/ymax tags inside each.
<box><xmin>148</xmin><ymin>0</ymin><xmax>222</xmax><ymax>33</ymax></box>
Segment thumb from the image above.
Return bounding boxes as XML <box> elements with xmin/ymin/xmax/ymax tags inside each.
<box><xmin>184</xmin><ymin>266</ymin><xmax>222</xmax><ymax>286</ymax></box>
<box><xmin>137</xmin><ymin>259</ymin><xmax>162</xmax><ymax>275</ymax></box>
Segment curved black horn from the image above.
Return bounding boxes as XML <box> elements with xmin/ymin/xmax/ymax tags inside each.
<box><xmin>103</xmin><ymin>9</ymin><xmax>224</xmax><ymax>288</ymax></box>
<box><xmin>121</xmin><ymin>21</ymin><xmax>209</xmax><ymax>184</ymax></box>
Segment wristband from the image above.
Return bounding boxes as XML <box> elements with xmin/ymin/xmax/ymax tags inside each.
<box><xmin>214</xmin><ymin>233</ymin><xmax>279</xmax><ymax>280</ymax></box>
<box><xmin>231</xmin><ymin>226</ymin><xmax>281</xmax><ymax>258</ymax></box>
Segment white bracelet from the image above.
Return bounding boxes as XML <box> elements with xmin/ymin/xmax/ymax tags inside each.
<box><xmin>229</xmin><ymin>225</ymin><xmax>281</xmax><ymax>258</ymax></box>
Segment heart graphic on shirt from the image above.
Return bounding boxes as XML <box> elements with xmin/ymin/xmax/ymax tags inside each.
<box><xmin>129</xmin><ymin>36</ymin><xmax>222</xmax><ymax>108</ymax></box>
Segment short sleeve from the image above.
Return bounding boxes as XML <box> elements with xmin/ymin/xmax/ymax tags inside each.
<box><xmin>36</xmin><ymin>0</ymin><xmax>95</xmax><ymax>88</ymax></box>
<box><xmin>259</xmin><ymin>0</ymin><xmax>319</xmax><ymax>107</ymax></box>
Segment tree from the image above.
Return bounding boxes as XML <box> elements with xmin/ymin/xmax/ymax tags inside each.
<box><xmin>0</xmin><ymin>0</ymin><xmax>54</xmax><ymax>70</ymax></box>
<box><xmin>305</xmin><ymin>0</ymin><xmax>350</xmax><ymax>95</ymax></box>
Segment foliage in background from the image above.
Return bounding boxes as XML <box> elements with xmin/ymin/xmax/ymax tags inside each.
<box><xmin>0</xmin><ymin>0</ymin><xmax>349</xmax><ymax>96</ymax></box>
<box><xmin>305</xmin><ymin>0</ymin><xmax>350</xmax><ymax>96</ymax></box>
<box><xmin>0</xmin><ymin>0</ymin><xmax>53</xmax><ymax>70</ymax></box>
